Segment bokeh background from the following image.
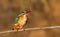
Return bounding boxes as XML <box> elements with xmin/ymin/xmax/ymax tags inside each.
<box><xmin>0</xmin><ymin>0</ymin><xmax>60</xmax><ymax>37</ymax></box>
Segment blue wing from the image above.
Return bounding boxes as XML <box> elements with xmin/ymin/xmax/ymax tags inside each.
<box><xmin>14</xmin><ymin>17</ymin><xmax>20</xmax><ymax>24</ymax></box>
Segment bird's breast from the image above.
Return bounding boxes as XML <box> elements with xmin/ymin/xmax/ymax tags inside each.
<box><xmin>18</xmin><ymin>15</ymin><xmax>27</xmax><ymax>24</ymax></box>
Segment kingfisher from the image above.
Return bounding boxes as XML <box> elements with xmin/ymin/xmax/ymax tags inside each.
<box><xmin>12</xmin><ymin>9</ymin><xmax>31</xmax><ymax>32</ymax></box>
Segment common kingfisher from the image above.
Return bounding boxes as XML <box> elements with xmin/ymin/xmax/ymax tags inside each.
<box><xmin>12</xmin><ymin>10</ymin><xmax>31</xmax><ymax>32</ymax></box>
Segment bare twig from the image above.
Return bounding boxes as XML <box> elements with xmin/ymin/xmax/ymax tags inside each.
<box><xmin>0</xmin><ymin>26</ymin><xmax>60</xmax><ymax>34</ymax></box>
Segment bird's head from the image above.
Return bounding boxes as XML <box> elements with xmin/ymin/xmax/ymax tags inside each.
<box><xmin>19</xmin><ymin>9</ymin><xmax>31</xmax><ymax>15</ymax></box>
<box><xmin>24</xmin><ymin>9</ymin><xmax>31</xmax><ymax>15</ymax></box>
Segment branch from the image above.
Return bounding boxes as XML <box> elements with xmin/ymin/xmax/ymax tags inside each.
<box><xmin>0</xmin><ymin>26</ymin><xmax>60</xmax><ymax>34</ymax></box>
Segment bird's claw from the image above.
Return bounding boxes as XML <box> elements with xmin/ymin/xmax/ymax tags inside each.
<box><xmin>21</xmin><ymin>28</ymin><xmax>25</xmax><ymax>31</ymax></box>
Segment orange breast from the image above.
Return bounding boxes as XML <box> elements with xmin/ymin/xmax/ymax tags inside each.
<box><xmin>21</xmin><ymin>16</ymin><xmax>24</xmax><ymax>20</ymax></box>
<box><xmin>18</xmin><ymin>15</ymin><xmax>27</xmax><ymax>24</ymax></box>
<box><xmin>18</xmin><ymin>16</ymin><xmax>24</xmax><ymax>23</ymax></box>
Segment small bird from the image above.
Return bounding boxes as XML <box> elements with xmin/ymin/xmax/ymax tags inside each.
<box><xmin>12</xmin><ymin>9</ymin><xmax>31</xmax><ymax>32</ymax></box>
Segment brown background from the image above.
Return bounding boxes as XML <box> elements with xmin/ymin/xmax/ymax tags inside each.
<box><xmin>0</xmin><ymin>0</ymin><xmax>60</xmax><ymax>37</ymax></box>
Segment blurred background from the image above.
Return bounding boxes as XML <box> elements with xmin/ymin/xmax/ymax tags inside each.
<box><xmin>0</xmin><ymin>0</ymin><xmax>60</xmax><ymax>37</ymax></box>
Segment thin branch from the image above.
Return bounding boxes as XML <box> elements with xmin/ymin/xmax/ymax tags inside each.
<box><xmin>0</xmin><ymin>26</ymin><xmax>60</xmax><ymax>34</ymax></box>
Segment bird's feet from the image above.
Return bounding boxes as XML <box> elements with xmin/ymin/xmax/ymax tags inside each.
<box><xmin>12</xmin><ymin>27</ymin><xmax>19</xmax><ymax>32</ymax></box>
<box><xmin>21</xmin><ymin>27</ymin><xmax>25</xmax><ymax>31</ymax></box>
<box><xmin>12</xmin><ymin>27</ymin><xmax>25</xmax><ymax>32</ymax></box>
<box><xmin>13</xmin><ymin>24</ymin><xmax>20</xmax><ymax>32</ymax></box>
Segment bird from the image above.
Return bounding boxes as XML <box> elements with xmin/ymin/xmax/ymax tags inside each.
<box><xmin>12</xmin><ymin>9</ymin><xmax>31</xmax><ymax>32</ymax></box>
